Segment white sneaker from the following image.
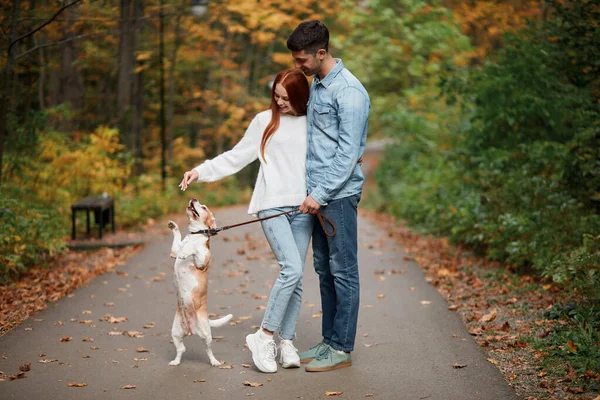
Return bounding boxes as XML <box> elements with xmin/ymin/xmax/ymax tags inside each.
<box><xmin>279</xmin><ymin>339</ymin><xmax>301</xmax><ymax>368</ymax></box>
<box><xmin>246</xmin><ymin>330</ymin><xmax>277</xmax><ymax>373</ymax></box>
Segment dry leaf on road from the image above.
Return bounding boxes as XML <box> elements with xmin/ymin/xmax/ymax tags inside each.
<box><xmin>60</xmin><ymin>337</ymin><xmax>72</xmax><ymax>342</ymax></box>
<box><xmin>136</xmin><ymin>347</ymin><xmax>149</xmax><ymax>353</ymax></box>
<box><xmin>452</xmin><ymin>363</ymin><xmax>467</xmax><ymax>369</ymax></box>
<box><xmin>194</xmin><ymin>378</ymin><xmax>207</xmax><ymax>383</ymax></box>
<box><xmin>325</xmin><ymin>391</ymin><xmax>343</xmax><ymax>396</ymax></box>
<box><xmin>120</xmin><ymin>385</ymin><xmax>136</xmax><ymax>389</ymax></box>
<box><xmin>243</xmin><ymin>380</ymin><xmax>263</xmax><ymax>387</ymax></box>
<box><xmin>67</xmin><ymin>382</ymin><xmax>87</xmax><ymax>387</ymax></box>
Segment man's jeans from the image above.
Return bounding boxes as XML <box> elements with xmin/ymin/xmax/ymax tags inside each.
<box><xmin>258</xmin><ymin>207</ymin><xmax>314</xmax><ymax>340</ymax></box>
<box><xmin>312</xmin><ymin>194</ymin><xmax>361</xmax><ymax>352</ymax></box>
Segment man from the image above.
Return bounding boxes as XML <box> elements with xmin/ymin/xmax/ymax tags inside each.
<box><xmin>287</xmin><ymin>20</ymin><xmax>370</xmax><ymax>372</ymax></box>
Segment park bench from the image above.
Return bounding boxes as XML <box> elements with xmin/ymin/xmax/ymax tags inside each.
<box><xmin>71</xmin><ymin>195</ymin><xmax>115</xmax><ymax>240</ymax></box>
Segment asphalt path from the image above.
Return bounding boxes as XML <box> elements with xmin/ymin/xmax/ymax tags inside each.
<box><xmin>0</xmin><ymin>205</ymin><xmax>519</xmax><ymax>400</ymax></box>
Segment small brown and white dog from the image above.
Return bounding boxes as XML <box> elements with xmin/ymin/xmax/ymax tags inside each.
<box><xmin>167</xmin><ymin>199</ymin><xmax>232</xmax><ymax>366</ymax></box>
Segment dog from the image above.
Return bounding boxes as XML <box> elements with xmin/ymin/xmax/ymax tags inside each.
<box><xmin>167</xmin><ymin>199</ymin><xmax>232</xmax><ymax>366</ymax></box>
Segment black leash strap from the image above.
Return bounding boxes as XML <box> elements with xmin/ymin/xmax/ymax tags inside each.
<box><xmin>191</xmin><ymin>208</ymin><xmax>336</xmax><ymax>237</ymax></box>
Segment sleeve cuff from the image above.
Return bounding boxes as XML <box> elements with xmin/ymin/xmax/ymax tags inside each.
<box><xmin>310</xmin><ymin>188</ymin><xmax>329</xmax><ymax>207</ymax></box>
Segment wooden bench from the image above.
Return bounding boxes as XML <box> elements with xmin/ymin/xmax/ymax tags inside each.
<box><xmin>71</xmin><ymin>195</ymin><xmax>115</xmax><ymax>240</ymax></box>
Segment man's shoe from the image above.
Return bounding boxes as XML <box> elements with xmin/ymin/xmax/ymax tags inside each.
<box><xmin>305</xmin><ymin>346</ymin><xmax>351</xmax><ymax>372</ymax></box>
<box><xmin>246</xmin><ymin>331</ymin><xmax>277</xmax><ymax>373</ymax></box>
<box><xmin>279</xmin><ymin>339</ymin><xmax>301</xmax><ymax>368</ymax></box>
<box><xmin>298</xmin><ymin>341</ymin><xmax>329</xmax><ymax>364</ymax></box>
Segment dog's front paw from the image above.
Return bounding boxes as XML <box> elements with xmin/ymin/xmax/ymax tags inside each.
<box><xmin>210</xmin><ymin>359</ymin><xmax>222</xmax><ymax>367</ymax></box>
<box><xmin>169</xmin><ymin>359</ymin><xmax>181</xmax><ymax>366</ymax></box>
<box><xmin>167</xmin><ymin>220</ymin><xmax>179</xmax><ymax>230</ymax></box>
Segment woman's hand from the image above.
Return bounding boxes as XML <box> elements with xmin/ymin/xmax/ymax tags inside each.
<box><xmin>179</xmin><ymin>170</ymin><xmax>199</xmax><ymax>191</ymax></box>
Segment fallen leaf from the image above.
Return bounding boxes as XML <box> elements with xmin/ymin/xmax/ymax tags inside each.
<box><xmin>194</xmin><ymin>379</ymin><xmax>207</xmax><ymax>383</ymax></box>
<box><xmin>242</xmin><ymin>364</ymin><xmax>251</xmax><ymax>368</ymax></box>
<box><xmin>452</xmin><ymin>363</ymin><xmax>467</xmax><ymax>369</ymax></box>
<box><xmin>104</xmin><ymin>302</ymin><xmax>114</xmax><ymax>307</ymax></box>
<box><xmin>82</xmin><ymin>310</ymin><xmax>92</xmax><ymax>314</ymax></box>
<box><xmin>243</xmin><ymin>380</ymin><xmax>263</xmax><ymax>387</ymax></box>
<box><xmin>120</xmin><ymin>385</ymin><xmax>136</xmax><ymax>389</ymax></box>
<box><xmin>479</xmin><ymin>310</ymin><xmax>497</xmax><ymax>323</ymax></box>
<box><xmin>60</xmin><ymin>337</ymin><xmax>72</xmax><ymax>342</ymax></box>
<box><xmin>566</xmin><ymin>387</ymin><xmax>585</xmax><ymax>394</ymax></box>
<box><xmin>90</xmin><ymin>346</ymin><xmax>99</xmax><ymax>350</ymax></box>
<box><xmin>312</xmin><ymin>314</ymin><xmax>322</xmax><ymax>318</ymax></box>
<box><xmin>79</xmin><ymin>320</ymin><xmax>94</xmax><ymax>324</ymax></box>
<box><xmin>132</xmin><ymin>357</ymin><xmax>147</xmax><ymax>361</ymax></box>
<box><xmin>136</xmin><ymin>347</ymin><xmax>149</xmax><ymax>353</ymax></box>
<box><xmin>24</xmin><ymin>327</ymin><xmax>33</xmax><ymax>331</ymax></box>
<box><xmin>19</xmin><ymin>362</ymin><xmax>31</xmax><ymax>372</ymax></box>
<box><xmin>239</xmin><ymin>316</ymin><xmax>253</xmax><ymax>321</ymax></box>
<box><xmin>566</xmin><ymin>339</ymin><xmax>577</xmax><ymax>353</ymax></box>
<box><xmin>39</xmin><ymin>359</ymin><xmax>58</xmax><ymax>363</ymax></box>
<box><xmin>420</xmin><ymin>301</ymin><xmax>431</xmax><ymax>305</ymax></box>
<box><xmin>82</xmin><ymin>336</ymin><xmax>94</xmax><ymax>342</ymax></box>
<box><xmin>378</xmin><ymin>276</ymin><xmax>387</xmax><ymax>281</ymax></box>
<box><xmin>219</xmin><ymin>365</ymin><xmax>233</xmax><ymax>369</ymax></box>
<box><xmin>81</xmin><ymin>355</ymin><xmax>90</xmax><ymax>358</ymax></box>
<box><xmin>68</xmin><ymin>382</ymin><xmax>87</xmax><ymax>387</ymax></box>
<box><xmin>448</xmin><ymin>305</ymin><xmax>459</xmax><ymax>311</ymax></box>
<box><xmin>124</xmin><ymin>331</ymin><xmax>144</xmax><ymax>338</ymax></box>
<box><xmin>365</xmin><ymin>395</ymin><xmax>374</xmax><ymax>398</ymax></box>
<box><xmin>109</xmin><ymin>331</ymin><xmax>123</xmax><ymax>336</ymax></box>
<box><xmin>376</xmin><ymin>294</ymin><xmax>385</xmax><ymax>299</ymax></box>
<box><xmin>325</xmin><ymin>392</ymin><xmax>343</xmax><ymax>396</ymax></box>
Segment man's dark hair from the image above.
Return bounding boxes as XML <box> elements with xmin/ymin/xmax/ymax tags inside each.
<box><xmin>286</xmin><ymin>20</ymin><xmax>329</xmax><ymax>54</ymax></box>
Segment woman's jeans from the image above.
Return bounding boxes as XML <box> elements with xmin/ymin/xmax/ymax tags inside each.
<box><xmin>258</xmin><ymin>207</ymin><xmax>314</xmax><ymax>340</ymax></box>
<box><xmin>312</xmin><ymin>194</ymin><xmax>361</xmax><ymax>352</ymax></box>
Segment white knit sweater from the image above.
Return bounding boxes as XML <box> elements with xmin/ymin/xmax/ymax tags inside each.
<box><xmin>194</xmin><ymin>110</ymin><xmax>307</xmax><ymax>215</ymax></box>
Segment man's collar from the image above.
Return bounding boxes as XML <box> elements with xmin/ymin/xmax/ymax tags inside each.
<box><xmin>314</xmin><ymin>58</ymin><xmax>343</xmax><ymax>88</ymax></box>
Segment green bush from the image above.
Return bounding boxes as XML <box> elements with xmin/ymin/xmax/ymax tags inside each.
<box><xmin>0</xmin><ymin>185</ymin><xmax>67</xmax><ymax>283</ymax></box>
<box><xmin>376</xmin><ymin>0</ymin><xmax>600</xmax><ymax>302</ymax></box>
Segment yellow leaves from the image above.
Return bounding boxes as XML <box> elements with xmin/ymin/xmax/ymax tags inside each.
<box><xmin>272</xmin><ymin>52</ymin><xmax>292</xmax><ymax>66</ymax></box>
<box><xmin>68</xmin><ymin>382</ymin><xmax>87</xmax><ymax>387</ymax></box>
<box><xmin>325</xmin><ymin>392</ymin><xmax>343</xmax><ymax>396</ymax></box>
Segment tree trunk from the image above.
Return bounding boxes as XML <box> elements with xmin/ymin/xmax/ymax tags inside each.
<box><xmin>166</xmin><ymin>13</ymin><xmax>183</xmax><ymax>164</ymax></box>
<box><xmin>131</xmin><ymin>0</ymin><xmax>145</xmax><ymax>176</ymax></box>
<box><xmin>117</xmin><ymin>0</ymin><xmax>134</xmax><ymax>150</ymax></box>
<box><xmin>0</xmin><ymin>0</ymin><xmax>21</xmax><ymax>185</ymax></box>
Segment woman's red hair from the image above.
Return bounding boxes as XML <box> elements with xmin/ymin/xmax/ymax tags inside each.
<box><xmin>260</xmin><ymin>68</ymin><xmax>309</xmax><ymax>161</ymax></box>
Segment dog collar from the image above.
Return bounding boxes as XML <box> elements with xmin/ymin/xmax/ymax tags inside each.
<box><xmin>190</xmin><ymin>228</ymin><xmax>222</xmax><ymax>236</ymax></box>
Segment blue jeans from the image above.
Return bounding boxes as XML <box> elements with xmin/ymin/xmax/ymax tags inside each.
<box><xmin>312</xmin><ymin>194</ymin><xmax>361</xmax><ymax>352</ymax></box>
<box><xmin>258</xmin><ymin>207</ymin><xmax>314</xmax><ymax>340</ymax></box>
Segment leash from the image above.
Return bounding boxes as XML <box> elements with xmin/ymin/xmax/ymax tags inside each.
<box><xmin>191</xmin><ymin>208</ymin><xmax>336</xmax><ymax>237</ymax></box>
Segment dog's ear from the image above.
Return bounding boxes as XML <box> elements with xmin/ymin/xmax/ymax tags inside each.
<box><xmin>208</xmin><ymin>216</ymin><xmax>217</xmax><ymax>230</ymax></box>
<box><xmin>202</xmin><ymin>209</ymin><xmax>217</xmax><ymax>229</ymax></box>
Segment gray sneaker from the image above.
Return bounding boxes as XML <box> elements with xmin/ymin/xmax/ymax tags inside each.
<box><xmin>298</xmin><ymin>342</ymin><xmax>329</xmax><ymax>364</ymax></box>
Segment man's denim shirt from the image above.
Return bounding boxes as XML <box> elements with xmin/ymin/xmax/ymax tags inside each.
<box><xmin>307</xmin><ymin>59</ymin><xmax>371</xmax><ymax>206</ymax></box>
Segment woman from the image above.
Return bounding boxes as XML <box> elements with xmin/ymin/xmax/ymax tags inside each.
<box><xmin>178</xmin><ymin>68</ymin><xmax>313</xmax><ymax>373</ymax></box>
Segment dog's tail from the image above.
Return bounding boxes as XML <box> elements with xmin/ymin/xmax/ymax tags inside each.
<box><xmin>209</xmin><ymin>313</ymin><xmax>233</xmax><ymax>328</ymax></box>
